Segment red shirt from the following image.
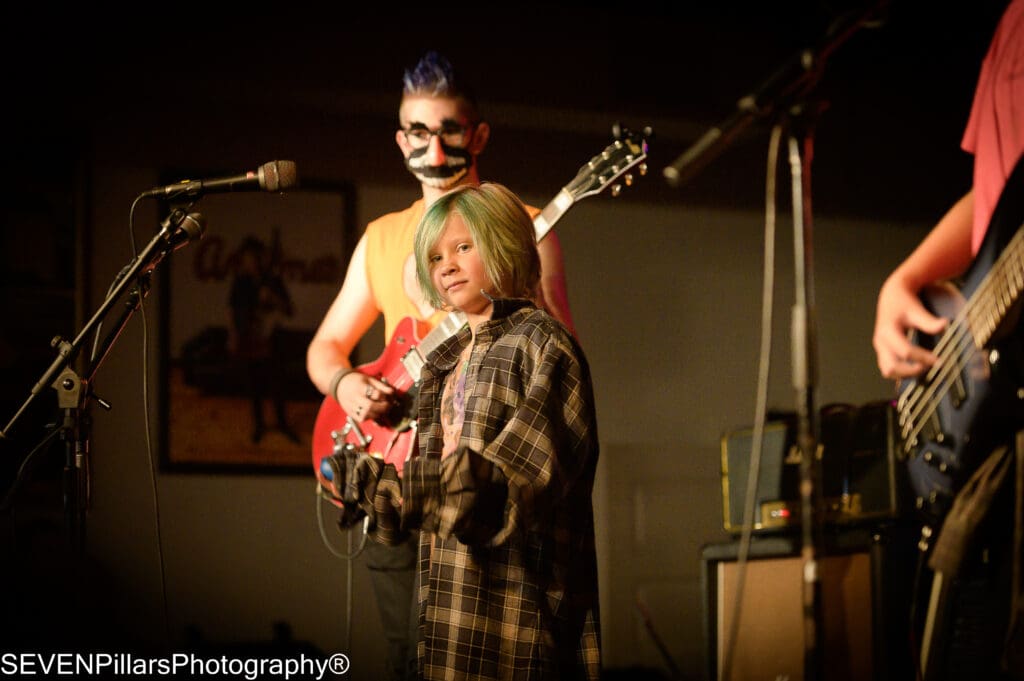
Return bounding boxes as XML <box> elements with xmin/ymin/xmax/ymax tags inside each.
<box><xmin>962</xmin><ymin>0</ymin><xmax>1024</xmax><ymax>254</ymax></box>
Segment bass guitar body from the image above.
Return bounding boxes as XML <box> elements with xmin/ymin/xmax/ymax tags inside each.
<box><xmin>903</xmin><ymin>278</ymin><xmax>1024</xmax><ymax>521</ymax></box>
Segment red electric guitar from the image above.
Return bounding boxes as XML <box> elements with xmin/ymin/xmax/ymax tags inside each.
<box><xmin>313</xmin><ymin>127</ymin><xmax>650</xmax><ymax>506</ymax></box>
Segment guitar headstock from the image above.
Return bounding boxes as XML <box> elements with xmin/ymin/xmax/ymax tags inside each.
<box><xmin>565</xmin><ymin>124</ymin><xmax>652</xmax><ymax>201</ymax></box>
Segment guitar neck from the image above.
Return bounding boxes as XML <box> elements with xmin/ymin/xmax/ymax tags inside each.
<box><xmin>965</xmin><ymin>223</ymin><xmax>1024</xmax><ymax>348</ymax></box>
<box><xmin>401</xmin><ymin>311</ymin><xmax>467</xmax><ymax>383</ymax></box>
<box><xmin>533</xmin><ymin>188</ymin><xmax>575</xmax><ymax>243</ymax></box>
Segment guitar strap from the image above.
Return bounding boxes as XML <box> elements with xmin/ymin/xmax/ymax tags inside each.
<box><xmin>920</xmin><ymin>437</ymin><xmax>1016</xmax><ymax>680</ymax></box>
<box><xmin>1003</xmin><ymin>430</ymin><xmax>1024</xmax><ymax>678</ymax></box>
<box><xmin>921</xmin><ymin>430</ymin><xmax>1024</xmax><ymax>679</ymax></box>
<box><xmin>928</xmin><ymin>440</ymin><xmax>1014</xmax><ymax>579</ymax></box>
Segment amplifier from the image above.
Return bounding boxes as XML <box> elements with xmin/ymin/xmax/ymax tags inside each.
<box><xmin>720</xmin><ymin>400</ymin><xmax>909</xmax><ymax>532</ymax></box>
<box><xmin>700</xmin><ymin>527</ymin><xmax>918</xmax><ymax>681</ymax></box>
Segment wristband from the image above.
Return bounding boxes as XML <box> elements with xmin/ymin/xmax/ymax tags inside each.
<box><xmin>328</xmin><ymin>367</ymin><xmax>354</xmax><ymax>403</ymax></box>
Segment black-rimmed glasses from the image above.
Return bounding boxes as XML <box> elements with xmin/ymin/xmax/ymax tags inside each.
<box><xmin>401</xmin><ymin>123</ymin><xmax>473</xmax><ymax>149</ymax></box>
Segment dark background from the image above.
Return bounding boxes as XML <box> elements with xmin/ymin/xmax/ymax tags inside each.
<box><xmin>5</xmin><ymin>1</ymin><xmax>1008</xmax><ymax>214</ymax></box>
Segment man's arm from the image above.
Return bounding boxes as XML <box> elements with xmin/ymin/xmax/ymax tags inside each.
<box><xmin>537</xmin><ymin>232</ymin><xmax>576</xmax><ymax>337</ymax></box>
<box><xmin>305</xmin><ymin>233</ymin><xmax>379</xmax><ymax>374</ymax></box>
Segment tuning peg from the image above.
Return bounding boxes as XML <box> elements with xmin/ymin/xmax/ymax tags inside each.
<box><xmin>638</xmin><ymin>162</ymin><xmax>649</xmax><ymax>176</ymax></box>
<box><xmin>612</xmin><ymin>121</ymin><xmax>623</xmax><ymax>139</ymax></box>
<box><xmin>611</xmin><ymin>184</ymin><xmax>622</xmax><ymax>197</ymax></box>
<box><xmin>624</xmin><ymin>174</ymin><xmax>634</xmax><ymax>187</ymax></box>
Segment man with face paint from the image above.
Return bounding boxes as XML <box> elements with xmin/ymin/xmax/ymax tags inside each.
<box><xmin>306</xmin><ymin>51</ymin><xmax>576</xmax><ymax>681</ymax></box>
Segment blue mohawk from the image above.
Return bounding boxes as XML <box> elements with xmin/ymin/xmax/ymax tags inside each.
<box><xmin>402</xmin><ymin>50</ymin><xmax>456</xmax><ymax>97</ymax></box>
<box><xmin>401</xmin><ymin>51</ymin><xmax>479</xmax><ymax>120</ymax></box>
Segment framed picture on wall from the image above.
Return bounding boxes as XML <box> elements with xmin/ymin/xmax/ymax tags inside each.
<box><xmin>159</xmin><ymin>178</ymin><xmax>355</xmax><ymax>474</ymax></box>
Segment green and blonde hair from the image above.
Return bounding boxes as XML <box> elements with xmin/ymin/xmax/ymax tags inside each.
<box><xmin>414</xmin><ymin>183</ymin><xmax>540</xmax><ymax>310</ymax></box>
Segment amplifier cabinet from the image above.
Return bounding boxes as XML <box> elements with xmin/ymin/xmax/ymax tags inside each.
<box><xmin>700</xmin><ymin>529</ymin><xmax>917</xmax><ymax>681</ymax></box>
<box><xmin>720</xmin><ymin>401</ymin><xmax>910</xmax><ymax>532</ymax></box>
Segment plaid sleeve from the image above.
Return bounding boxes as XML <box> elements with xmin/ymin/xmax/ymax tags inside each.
<box><xmin>444</xmin><ymin>327</ymin><xmax>598</xmax><ymax>547</ymax></box>
<box><xmin>439</xmin><ymin>446</ymin><xmax>509</xmax><ymax>545</ymax></box>
<box><xmin>335</xmin><ymin>454</ymin><xmax>408</xmax><ymax>545</ymax></box>
<box><xmin>400</xmin><ymin>455</ymin><xmax>442</xmax><ymax>533</ymax></box>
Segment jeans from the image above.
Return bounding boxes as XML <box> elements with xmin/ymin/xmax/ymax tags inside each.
<box><xmin>363</xmin><ymin>532</ymin><xmax>419</xmax><ymax>681</ymax></box>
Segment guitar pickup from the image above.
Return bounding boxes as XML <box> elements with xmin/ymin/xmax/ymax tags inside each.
<box><xmin>400</xmin><ymin>347</ymin><xmax>425</xmax><ymax>384</ymax></box>
<box><xmin>951</xmin><ymin>368</ymin><xmax>968</xmax><ymax>408</ymax></box>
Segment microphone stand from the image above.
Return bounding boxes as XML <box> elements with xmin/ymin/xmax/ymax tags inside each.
<box><xmin>662</xmin><ymin>4</ymin><xmax>888</xmax><ymax>679</ymax></box>
<box><xmin>1</xmin><ymin>208</ymin><xmax>205</xmax><ymax>551</ymax></box>
<box><xmin>786</xmin><ymin>102</ymin><xmax>826</xmax><ymax>681</ymax></box>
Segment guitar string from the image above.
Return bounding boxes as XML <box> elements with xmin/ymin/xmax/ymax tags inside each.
<box><xmin>899</xmin><ymin>231</ymin><xmax>1018</xmax><ymax>439</ymax></box>
<box><xmin>900</xmin><ymin>246</ymin><xmax>1011</xmax><ymax>442</ymax></box>
<box><xmin>908</xmin><ymin>227</ymin><xmax>1024</xmax><ymax>432</ymax></box>
<box><xmin>906</xmin><ymin>224</ymin><xmax>1024</xmax><ymax>415</ymax></box>
<box><xmin>899</xmin><ymin>226</ymin><xmax>1024</xmax><ymax>452</ymax></box>
<box><xmin>899</xmin><ymin>302</ymin><xmax>975</xmax><ymax>448</ymax></box>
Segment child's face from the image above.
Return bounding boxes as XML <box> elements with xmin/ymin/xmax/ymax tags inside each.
<box><xmin>428</xmin><ymin>213</ymin><xmax>494</xmax><ymax>324</ymax></box>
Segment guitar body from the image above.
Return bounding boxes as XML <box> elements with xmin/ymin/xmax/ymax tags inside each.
<box><xmin>900</xmin><ymin>158</ymin><xmax>1024</xmax><ymax>522</ymax></box>
<box><xmin>904</xmin><ymin>279</ymin><xmax>1024</xmax><ymax>520</ymax></box>
<box><xmin>311</xmin><ymin>316</ymin><xmax>431</xmax><ymax>505</ymax></box>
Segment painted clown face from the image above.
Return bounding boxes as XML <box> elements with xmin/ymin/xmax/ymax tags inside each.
<box><xmin>404</xmin><ymin>138</ymin><xmax>473</xmax><ymax>189</ymax></box>
<box><xmin>397</xmin><ymin>96</ymin><xmax>487</xmax><ymax>190</ymax></box>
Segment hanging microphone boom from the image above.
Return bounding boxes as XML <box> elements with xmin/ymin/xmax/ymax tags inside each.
<box><xmin>139</xmin><ymin>160</ymin><xmax>298</xmax><ymax>199</ymax></box>
<box><xmin>663</xmin><ymin>0</ymin><xmax>889</xmax><ymax>189</ymax></box>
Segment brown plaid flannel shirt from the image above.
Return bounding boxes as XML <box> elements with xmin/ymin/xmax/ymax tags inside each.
<box><xmin>352</xmin><ymin>299</ymin><xmax>601</xmax><ymax>680</ymax></box>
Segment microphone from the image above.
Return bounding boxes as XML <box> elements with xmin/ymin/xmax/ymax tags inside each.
<box><xmin>663</xmin><ymin>109</ymin><xmax>756</xmax><ymax>188</ymax></box>
<box><xmin>140</xmin><ymin>160</ymin><xmax>298</xmax><ymax>199</ymax></box>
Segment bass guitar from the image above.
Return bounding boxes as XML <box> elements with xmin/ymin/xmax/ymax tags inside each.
<box><xmin>313</xmin><ymin>127</ymin><xmax>651</xmax><ymax>505</ymax></box>
<box><xmin>898</xmin><ymin>157</ymin><xmax>1024</xmax><ymax>523</ymax></box>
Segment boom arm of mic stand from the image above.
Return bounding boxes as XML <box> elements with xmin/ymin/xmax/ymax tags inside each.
<box><xmin>1</xmin><ymin>210</ymin><xmax>196</xmax><ymax>440</ymax></box>
<box><xmin>86</xmin><ymin>273</ymin><xmax>153</xmax><ymax>386</ymax></box>
<box><xmin>663</xmin><ymin>47</ymin><xmax>816</xmax><ymax>189</ymax></box>
<box><xmin>663</xmin><ymin>0</ymin><xmax>888</xmax><ymax>188</ymax></box>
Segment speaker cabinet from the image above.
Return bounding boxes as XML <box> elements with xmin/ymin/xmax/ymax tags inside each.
<box><xmin>701</xmin><ymin>529</ymin><xmax>916</xmax><ymax>681</ymax></box>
